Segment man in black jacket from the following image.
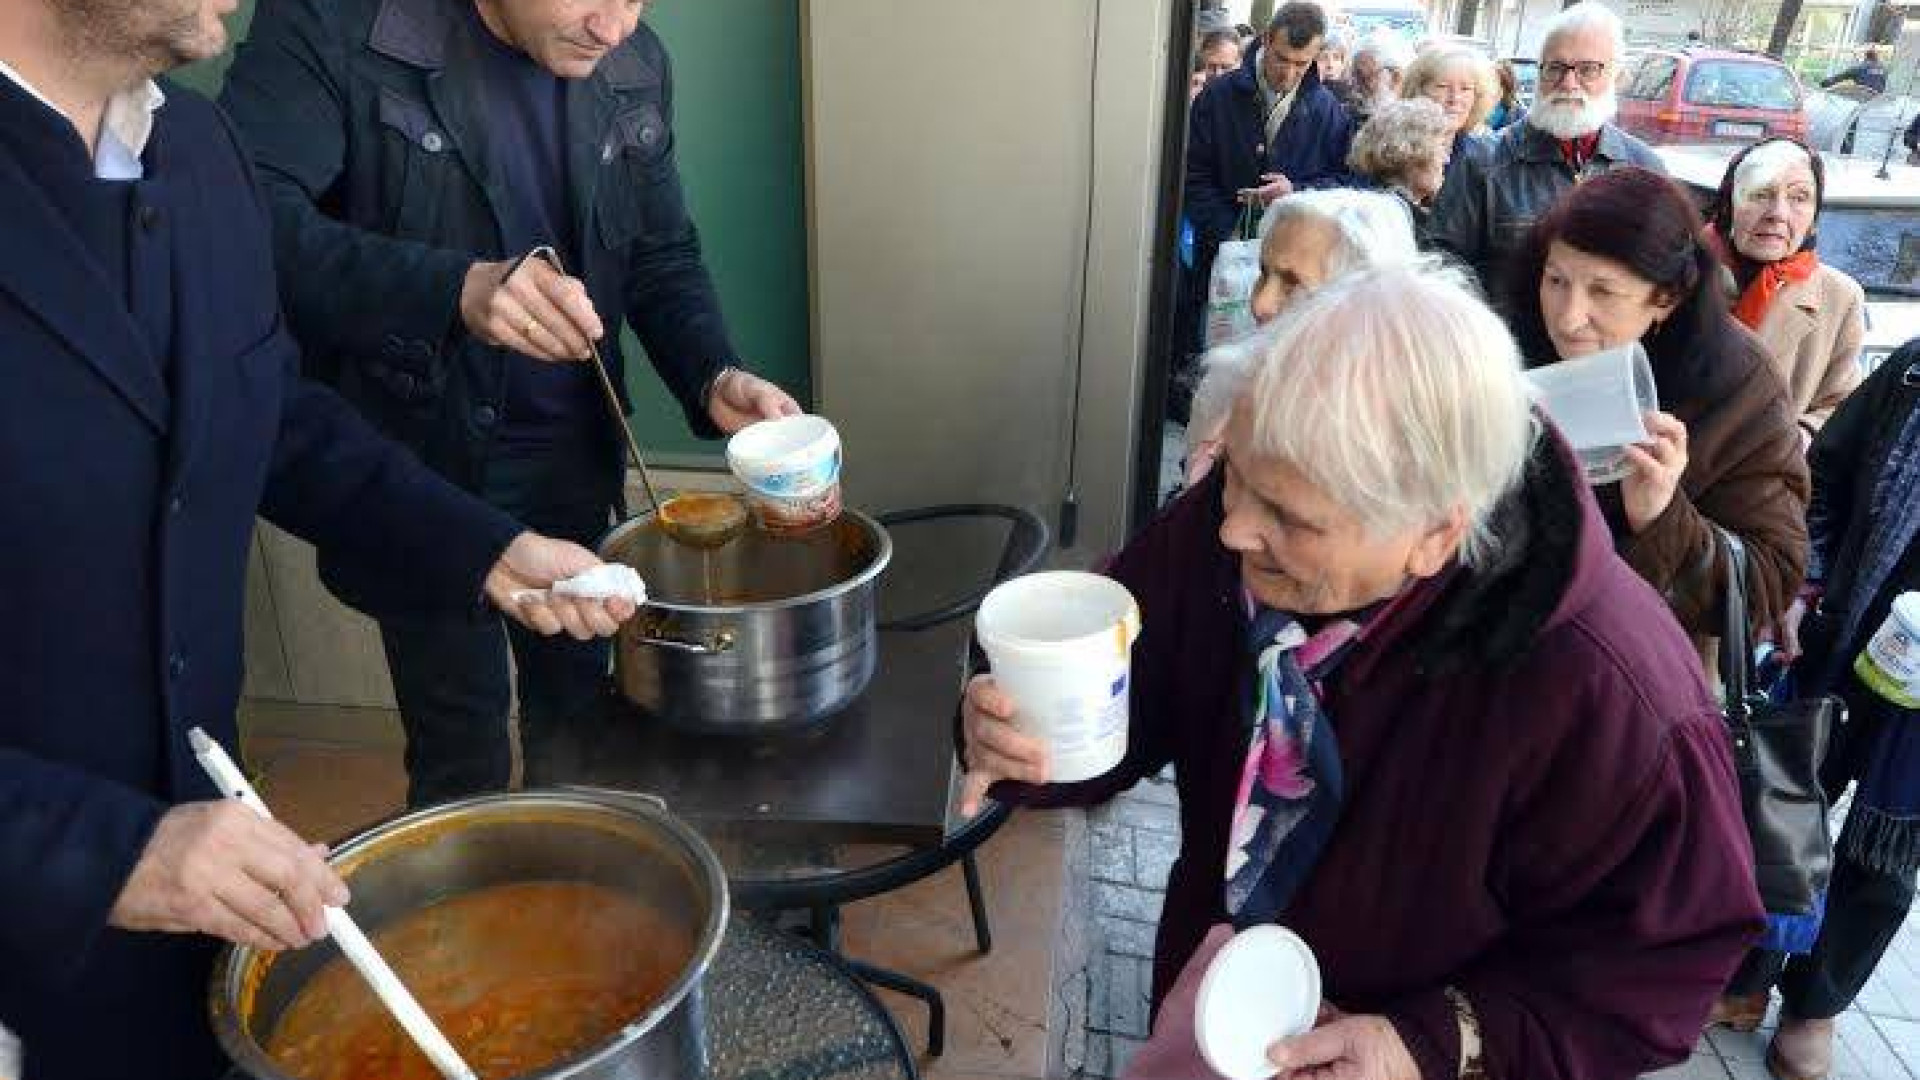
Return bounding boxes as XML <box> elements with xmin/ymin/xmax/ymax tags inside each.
<box><xmin>0</xmin><ymin>0</ymin><xmax>636</xmax><ymax>1075</ymax></box>
<box><xmin>221</xmin><ymin>0</ymin><xmax>801</xmax><ymax>806</ymax></box>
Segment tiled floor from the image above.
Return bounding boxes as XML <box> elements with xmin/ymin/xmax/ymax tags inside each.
<box><xmin>239</xmin><ymin>699</ymin><xmax>1071</xmax><ymax>1080</ymax></box>
<box><xmin>1073</xmin><ymin>772</ymin><xmax>1920</xmax><ymax>1080</ymax></box>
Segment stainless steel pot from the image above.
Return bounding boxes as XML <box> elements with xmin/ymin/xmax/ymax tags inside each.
<box><xmin>210</xmin><ymin>790</ymin><xmax>729</xmax><ymax>1080</ymax></box>
<box><xmin>600</xmin><ymin>509</ymin><xmax>892</xmax><ymax>732</ymax></box>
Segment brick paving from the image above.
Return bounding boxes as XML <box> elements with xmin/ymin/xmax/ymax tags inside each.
<box><xmin>1071</xmin><ymin>771</ymin><xmax>1920</xmax><ymax>1079</ymax></box>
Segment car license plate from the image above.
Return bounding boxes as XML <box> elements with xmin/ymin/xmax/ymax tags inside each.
<box><xmin>1714</xmin><ymin>121</ymin><xmax>1766</xmax><ymax>138</ymax></box>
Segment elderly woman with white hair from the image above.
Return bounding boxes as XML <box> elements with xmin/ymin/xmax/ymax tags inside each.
<box><xmin>1706</xmin><ymin>137</ymin><xmax>1866</xmax><ymax>440</ymax></box>
<box><xmin>1348</xmin><ymin>98</ymin><xmax>1457</xmax><ymax>235</ymax></box>
<box><xmin>1183</xmin><ymin>189</ymin><xmax>1418</xmax><ymax>487</ymax></box>
<box><xmin>961</xmin><ymin>267</ymin><xmax>1763</xmax><ymax>1079</ymax></box>
<box><xmin>1329</xmin><ymin>33</ymin><xmax>1409</xmax><ymax>127</ymax></box>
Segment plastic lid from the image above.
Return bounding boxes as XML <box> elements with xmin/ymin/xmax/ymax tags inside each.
<box><xmin>1194</xmin><ymin>925</ymin><xmax>1322</xmax><ymax>1080</ymax></box>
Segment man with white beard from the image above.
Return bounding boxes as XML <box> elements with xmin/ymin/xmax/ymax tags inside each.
<box><xmin>1427</xmin><ymin>0</ymin><xmax>1662</xmax><ymax>296</ymax></box>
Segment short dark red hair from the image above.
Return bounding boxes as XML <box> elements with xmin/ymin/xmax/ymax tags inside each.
<box><xmin>1505</xmin><ymin>167</ymin><xmax>1748</xmax><ymax>406</ymax></box>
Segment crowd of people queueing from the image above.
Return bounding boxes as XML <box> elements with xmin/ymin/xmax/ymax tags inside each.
<box><xmin>973</xmin><ymin>3</ymin><xmax>1917</xmax><ymax>1079</ymax></box>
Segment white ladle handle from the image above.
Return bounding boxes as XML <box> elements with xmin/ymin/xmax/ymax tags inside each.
<box><xmin>187</xmin><ymin>729</ymin><xmax>480</xmax><ymax>1080</ymax></box>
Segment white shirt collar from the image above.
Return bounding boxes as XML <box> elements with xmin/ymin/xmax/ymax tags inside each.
<box><xmin>0</xmin><ymin>57</ymin><xmax>164</xmax><ymax>180</ymax></box>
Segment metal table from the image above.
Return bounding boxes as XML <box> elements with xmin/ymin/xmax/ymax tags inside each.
<box><xmin>587</xmin><ymin>602</ymin><xmax>976</xmax><ymax>847</ymax></box>
<box><xmin>582</xmin><ymin>506</ymin><xmax>1050</xmax><ymax>1057</ymax></box>
<box><xmin>705</xmin><ymin>913</ymin><xmax>916</xmax><ymax>1080</ymax></box>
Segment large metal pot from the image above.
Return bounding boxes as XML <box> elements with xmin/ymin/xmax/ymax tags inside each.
<box><xmin>600</xmin><ymin>509</ymin><xmax>892</xmax><ymax>732</ymax></box>
<box><xmin>210</xmin><ymin>790</ymin><xmax>729</xmax><ymax>1080</ymax></box>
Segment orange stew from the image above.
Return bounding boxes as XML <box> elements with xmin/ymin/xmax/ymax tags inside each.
<box><xmin>266</xmin><ymin>882</ymin><xmax>691</xmax><ymax>1080</ymax></box>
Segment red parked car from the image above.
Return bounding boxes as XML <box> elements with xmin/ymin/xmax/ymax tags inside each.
<box><xmin>1616</xmin><ymin>48</ymin><xmax>1807</xmax><ymax>145</ymax></box>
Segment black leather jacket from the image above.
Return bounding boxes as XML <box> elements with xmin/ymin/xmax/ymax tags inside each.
<box><xmin>1427</xmin><ymin>119</ymin><xmax>1665</xmax><ymax>297</ymax></box>
<box><xmin>221</xmin><ymin>0</ymin><xmax>733</xmax><ymax>498</ymax></box>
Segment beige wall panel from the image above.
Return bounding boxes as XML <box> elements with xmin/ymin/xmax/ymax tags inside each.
<box><xmin>256</xmin><ymin>522</ymin><xmax>397</xmax><ymax>709</ymax></box>
<box><xmin>241</xmin><ymin>529</ymin><xmax>295</xmax><ymax>701</ymax></box>
<box><xmin>804</xmin><ymin>0</ymin><xmax>1173</xmax><ymax>560</ymax></box>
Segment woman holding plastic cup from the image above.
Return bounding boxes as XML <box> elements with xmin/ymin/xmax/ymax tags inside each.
<box><xmin>1717</xmin><ymin>342</ymin><xmax>1920</xmax><ymax>1079</ymax></box>
<box><xmin>1506</xmin><ymin>167</ymin><xmax>1809</xmax><ymax>641</ymax></box>
<box><xmin>961</xmin><ymin>266</ymin><xmax>1762</xmax><ymax>1080</ymax></box>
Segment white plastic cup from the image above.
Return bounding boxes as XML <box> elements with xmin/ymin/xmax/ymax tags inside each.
<box><xmin>1525</xmin><ymin>341</ymin><xmax>1660</xmax><ymax>485</ymax></box>
<box><xmin>726</xmin><ymin>415</ymin><xmax>843</xmax><ymax>534</ymax></box>
<box><xmin>1856</xmin><ymin>592</ymin><xmax>1920</xmax><ymax>709</ymax></box>
<box><xmin>976</xmin><ymin>572</ymin><xmax>1141</xmax><ymax>784</ymax></box>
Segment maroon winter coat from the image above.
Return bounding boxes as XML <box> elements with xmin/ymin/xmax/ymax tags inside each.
<box><xmin>986</xmin><ymin>436</ymin><xmax>1764</xmax><ymax>1080</ymax></box>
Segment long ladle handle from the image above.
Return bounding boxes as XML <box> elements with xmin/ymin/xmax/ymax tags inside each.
<box><xmin>515</xmin><ymin>246</ymin><xmax>663</xmax><ymax>514</ymax></box>
<box><xmin>188</xmin><ymin>729</ymin><xmax>479</xmax><ymax>1080</ymax></box>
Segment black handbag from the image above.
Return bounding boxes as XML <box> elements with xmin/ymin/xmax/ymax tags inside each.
<box><xmin>1715</xmin><ymin>527</ymin><xmax>1842</xmax><ymax>915</ymax></box>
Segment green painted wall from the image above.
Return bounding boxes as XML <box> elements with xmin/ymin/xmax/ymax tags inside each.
<box><xmin>177</xmin><ymin>1</ymin><xmax>810</xmax><ymax>460</ymax></box>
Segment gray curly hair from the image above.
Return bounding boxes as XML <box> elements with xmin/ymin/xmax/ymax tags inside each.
<box><xmin>1347</xmin><ymin>97</ymin><xmax>1454</xmax><ymax>189</ymax></box>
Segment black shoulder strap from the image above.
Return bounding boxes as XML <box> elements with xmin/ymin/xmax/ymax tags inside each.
<box><xmin>1714</xmin><ymin>525</ymin><xmax>1755</xmax><ymax>725</ymax></box>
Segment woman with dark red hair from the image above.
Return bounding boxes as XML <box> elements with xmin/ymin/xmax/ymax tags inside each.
<box><xmin>1505</xmin><ymin>166</ymin><xmax>1810</xmax><ymax>643</ymax></box>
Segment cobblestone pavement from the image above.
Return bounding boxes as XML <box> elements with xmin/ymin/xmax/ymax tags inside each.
<box><xmin>1075</xmin><ymin>771</ymin><xmax>1920</xmax><ymax>1079</ymax></box>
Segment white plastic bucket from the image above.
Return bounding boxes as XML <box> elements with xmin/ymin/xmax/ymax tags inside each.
<box><xmin>976</xmin><ymin>572</ymin><xmax>1141</xmax><ymax>784</ymax></box>
<box><xmin>1856</xmin><ymin>592</ymin><xmax>1920</xmax><ymax>709</ymax></box>
<box><xmin>726</xmin><ymin>415</ymin><xmax>843</xmax><ymax>534</ymax></box>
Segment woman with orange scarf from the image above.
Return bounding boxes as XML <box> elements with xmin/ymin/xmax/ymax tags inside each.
<box><xmin>1707</xmin><ymin>138</ymin><xmax>1866</xmax><ymax>445</ymax></box>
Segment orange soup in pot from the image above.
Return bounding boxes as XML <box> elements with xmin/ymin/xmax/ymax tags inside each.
<box><xmin>265</xmin><ymin>881</ymin><xmax>691</xmax><ymax>1080</ymax></box>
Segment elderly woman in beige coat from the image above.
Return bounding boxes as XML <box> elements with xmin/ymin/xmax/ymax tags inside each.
<box><xmin>1707</xmin><ymin>138</ymin><xmax>1865</xmax><ymax>442</ymax></box>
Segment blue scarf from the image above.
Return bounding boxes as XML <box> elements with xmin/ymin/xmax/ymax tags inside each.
<box><xmin>1818</xmin><ymin>403</ymin><xmax>1920</xmax><ymax>875</ymax></box>
<box><xmin>1223</xmin><ymin>605</ymin><xmax>1371</xmax><ymax>928</ymax></box>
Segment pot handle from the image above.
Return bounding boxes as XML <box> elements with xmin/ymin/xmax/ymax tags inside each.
<box><xmin>555</xmin><ymin>784</ymin><xmax>669</xmax><ymax>813</ymax></box>
<box><xmin>875</xmin><ymin>504</ymin><xmax>1052</xmax><ymax>632</ymax></box>
<box><xmin>630</xmin><ymin>627</ymin><xmax>737</xmax><ymax>654</ymax></box>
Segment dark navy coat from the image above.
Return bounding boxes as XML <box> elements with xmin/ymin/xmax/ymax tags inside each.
<box><xmin>0</xmin><ymin>80</ymin><xmax>522</xmax><ymax>1080</ymax></box>
<box><xmin>1184</xmin><ymin>48</ymin><xmax>1356</xmax><ymax>253</ymax></box>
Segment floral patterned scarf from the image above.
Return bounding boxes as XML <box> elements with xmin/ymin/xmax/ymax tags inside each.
<box><xmin>1223</xmin><ymin>600</ymin><xmax>1389</xmax><ymax>927</ymax></box>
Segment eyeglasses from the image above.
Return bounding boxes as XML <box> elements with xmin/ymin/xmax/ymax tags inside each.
<box><xmin>1541</xmin><ymin>60</ymin><xmax>1609</xmax><ymax>85</ymax></box>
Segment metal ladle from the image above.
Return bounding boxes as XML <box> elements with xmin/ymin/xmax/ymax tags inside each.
<box><xmin>515</xmin><ymin>247</ymin><xmax>748</xmax><ymax>549</ymax></box>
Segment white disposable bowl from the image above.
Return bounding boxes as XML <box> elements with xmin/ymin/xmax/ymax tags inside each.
<box><xmin>1194</xmin><ymin>925</ymin><xmax>1322</xmax><ymax>1080</ymax></box>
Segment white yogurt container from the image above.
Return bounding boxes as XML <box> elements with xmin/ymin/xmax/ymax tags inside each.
<box><xmin>1856</xmin><ymin>591</ymin><xmax>1920</xmax><ymax>709</ymax></box>
<box><xmin>726</xmin><ymin>415</ymin><xmax>842</xmax><ymax>534</ymax></box>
